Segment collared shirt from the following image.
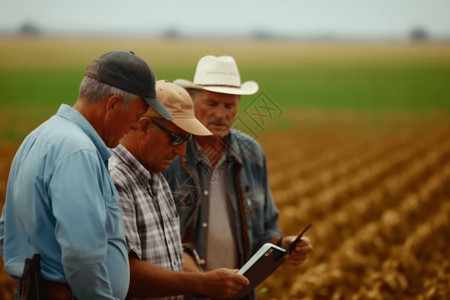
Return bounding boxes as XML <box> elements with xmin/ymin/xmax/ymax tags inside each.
<box><xmin>0</xmin><ymin>104</ymin><xmax>129</xmax><ymax>300</ymax></box>
<box><xmin>109</xmin><ymin>145</ymin><xmax>183</xmax><ymax>300</ymax></box>
<box><xmin>165</xmin><ymin>131</ymin><xmax>282</xmax><ymax>300</ymax></box>
<box><xmin>165</xmin><ymin>129</ymin><xmax>282</xmax><ymax>269</ymax></box>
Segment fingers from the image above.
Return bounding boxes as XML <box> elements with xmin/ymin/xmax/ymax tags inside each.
<box><xmin>296</xmin><ymin>237</ymin><xmax>313</xmax><ymax>252</ymax></box>
<box><xmin>223</xmin><ymin>271</ymin><xmax>249</xmax><ymax>297</ymax></box>
<box><xmin>284</xmin><ymin>236</ymin><xmax>313</xmax><ymax>265</ymax></box>
<box><xmin>285</xmin><ymin>253</ymin><xmax>308</xmax><ymax>265</ymax></box>
<box><xmin>234</xmin><ymin>273</ymin><xmax>249</xmax><ymax>286</ymax></box>
<box><xmin>221</xmin><ymin>268</ymin><xmax>249</xmax><ymax>286</ymax></box>
<box><xmin>203</xmin><ymin>268</ymin><xmax>249</xmax><ymax>299</ymax></box>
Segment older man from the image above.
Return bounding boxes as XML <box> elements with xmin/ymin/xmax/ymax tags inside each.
<box><xmin>0</xmin><ymin>50</ymin><xmax>172</xmax><ymax>300</ymax></box>
<box><xmin>109</xmin><ymin>80</ymin><xmax>249</xmax><ymax>300</ymax></box>
<box><xmin>165</xmin><ymin>55</ymin><xmax>313</xmax><ymax>299</ymax></box>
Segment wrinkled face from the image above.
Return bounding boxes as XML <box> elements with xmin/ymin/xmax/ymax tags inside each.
<box><xmin>105</xmin><ymin>96</ymin><xmax>148</xmax><ymax>148</ymax></box>
<box><xmin>140</xmin><ymin>119</ymin><xmax>189</xmax><ymax>172</ymax></box>
<box><xmin>192</xmin><ymin>90</ymin><xmax>240</xmax><ymax>137</ymax></box>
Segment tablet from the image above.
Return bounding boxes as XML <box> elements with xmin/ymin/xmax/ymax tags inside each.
<box><xmin>231</xmin><ymin>224</ymin><xmax>312</xmax><ymax>299</ymax></box>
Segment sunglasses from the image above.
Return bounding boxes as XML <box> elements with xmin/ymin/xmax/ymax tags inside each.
<box><xmin>152</xmin><ymin>119</ymin><xmax>192</xmax><ymax>146</ymax></box>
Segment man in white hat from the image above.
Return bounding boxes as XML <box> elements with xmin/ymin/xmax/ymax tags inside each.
<box><xmin>165</xmin><ymin>56</ymin><xmax>313</xmax><ymax>299</ymax></box>
<box><xmin>109</xmin><ymin>80</ymin><xmax>249</xmax><ymax>300</ymax></box>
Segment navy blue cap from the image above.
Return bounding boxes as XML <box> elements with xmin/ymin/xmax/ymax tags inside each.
<box><xmin>85</xmin><ymin>50</ymin><xmax>172</xmax><ymax>120</ymax></box>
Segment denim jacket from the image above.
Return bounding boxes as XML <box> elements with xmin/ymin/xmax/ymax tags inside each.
<box><xmin>164</xmin><ymin>129</ymin><xmax>282</xmax><ymax>270</ymax></box>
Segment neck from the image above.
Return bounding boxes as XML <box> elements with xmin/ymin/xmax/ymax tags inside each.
<box><xmin>195</xmin><ymin>135</ymin><xmax>226</xmax><ymax>167</ymax></box>
<box><xmin>73</xmin><ymin>98</ymin><xmax>106</xmax><ymax>137</ymax></box>
<box><xmin>120</xmin><ymin>133</ymin><xmax>144</xmax><ymax>166</ymax></box>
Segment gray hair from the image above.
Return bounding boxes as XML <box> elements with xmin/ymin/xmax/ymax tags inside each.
<box><xmin>79</xmin><ymin>76</ymin><xmax>140</xmax><ymax>109</ymax></box>
<box><xmin>186</xmin><ymin>88</ymin><xmax>199</xmax><ymax>101</ymax></box>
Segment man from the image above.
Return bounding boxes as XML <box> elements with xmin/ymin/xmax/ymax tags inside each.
<box><xmin>0</xmin><ymin>50</ymin><xmax>172</xmax><ymax>300</ymax></box>
<box><xmin>165</xmin><ymin>55</ymin><xmax>313</xmax><ymax>299</ymax></box>
<box><xmin>109</xmin><ymin>80</ymin><xmax>249</xmax><ymax>300</ymax></box>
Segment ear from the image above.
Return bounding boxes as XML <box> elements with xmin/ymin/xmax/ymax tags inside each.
<box><xmin>106</xmin><ymin>94</ymin><xmax>122</xmax><ymax>112</ymax></box>
<box><xmin>139</xmin><ymin>117</ymin><xmax>152</xmax><ymax>134</ymax></box>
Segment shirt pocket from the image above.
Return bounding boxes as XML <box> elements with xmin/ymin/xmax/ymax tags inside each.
<box><xmin>245</xmin><ymin>190</ymin><xmax>266</xmax><ymax>236</ymax></box>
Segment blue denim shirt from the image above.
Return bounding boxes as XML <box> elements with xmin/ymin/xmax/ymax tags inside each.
<box><xmin>164</xmin><ymin>129</ymin><xmax>282</xmax><ymax>269</ymax></box>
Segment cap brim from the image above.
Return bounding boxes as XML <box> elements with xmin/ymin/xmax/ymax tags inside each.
<box><xmin>173</xmin><ymin>79</ymin><xmax>259</xmax><ymax>95</ymax></box>
<box><xmin>144</xmin><ymin>97</ymin><xmax>173</xmax><ymax>120</ymax></box>
<box><xmin>172</xmin><ymin>118</ymin><xmax>212</xmax><ymax>136</ymax></box>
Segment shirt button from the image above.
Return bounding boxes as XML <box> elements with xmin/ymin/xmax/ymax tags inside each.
<box><xmin>199</xmin><ymin>259</ymin><xmax>205</xmax><ymax>265</ymax></box>
<box><xmin>203</xmin><ymin>190</ymin><xmax>209</xmax><ymax>196</ymax></box>
<box><xmin>202</xmin><ymin>222</ymin><xmax>208</xmax><ymax>228</ymax></box>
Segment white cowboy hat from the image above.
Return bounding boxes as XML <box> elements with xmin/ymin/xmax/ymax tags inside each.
<box><xmin>173</xmin><ymin>55</ymin><xmax>259</xmax><ymax>95</ymax></box>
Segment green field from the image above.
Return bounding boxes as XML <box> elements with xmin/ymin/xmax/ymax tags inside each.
<box><xmin>0</xmin><ymin>36</ymin><xmax>450</xmax><ymax>141</ymax></box>
<box><xmin>1</xmin><ymin>36</ymin><xmax>450</xmax><ymax>140</ymax></box>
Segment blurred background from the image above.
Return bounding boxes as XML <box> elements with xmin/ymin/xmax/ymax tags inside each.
<box><xmin>2</xmin><ymin>0</ymin><xmax>450</xmax><ymax>40</ymax></box>
<box><xmin>1</xmin><ymin>1</ymin><xmax>450</xmax><ymax>299</ymax></box>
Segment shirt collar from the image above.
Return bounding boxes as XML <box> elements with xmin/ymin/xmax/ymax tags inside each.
<box><xmin>224</xmin><ymin>130</ymin><xmax>243</xmax><ymax>165</ymax></box>
<box><xmin>57</xmin><ymin>104</ymin><xmax>111</xmax><ymax>161</ymax></box>
<box><xmin>193</xmin><ymin>138</ymin><xmax>226</xmax><ymax>169</ymax></box>
<box><xmin>192</xmin><ymin>130</ymin><xmax>243</xmax><ymax>167</ymax></box>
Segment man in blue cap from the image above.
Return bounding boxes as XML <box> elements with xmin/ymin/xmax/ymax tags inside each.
<box><xmin>0</xmin><ymin>50</ymin><xmax>172</xmax><ymax>300</ymax></box>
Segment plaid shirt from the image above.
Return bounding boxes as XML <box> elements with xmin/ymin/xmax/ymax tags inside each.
<box><xmin>109</xmin><ymin>145</ymin><xmax>183</xmax><ymax>300</ymax></box>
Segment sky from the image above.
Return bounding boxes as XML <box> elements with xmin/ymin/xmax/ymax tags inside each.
<box><xmin>1</xmin><ymin>0</ymin><xmax>450</xmax><ymax>39</ymax></box>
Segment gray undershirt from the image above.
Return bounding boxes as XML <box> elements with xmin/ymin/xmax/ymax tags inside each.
<box><xmin>204</xmin><ymin>159</ymin><xmax>238</xmax><ymax>271</ymax></box>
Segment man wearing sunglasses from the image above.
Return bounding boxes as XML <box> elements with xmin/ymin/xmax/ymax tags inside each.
<box><xmin>109</xmin><ymin>80</ymin><xmax>249</xmax><ymax>300</ymax></box>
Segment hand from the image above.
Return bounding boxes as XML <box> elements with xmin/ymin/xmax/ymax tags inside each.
<box><xmin>199</xmin><ymin>268</ymin><xmax>249</xmax><ymax>299</ymax></box>
<box><xmin>281</xmin><ymin>236</ymin><xmax>313</xmax><ymax>265</ymax></box>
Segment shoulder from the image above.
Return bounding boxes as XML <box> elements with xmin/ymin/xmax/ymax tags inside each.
<box><xmin>22</xmin><ymin>116</ymin><xmax>99</xmax><ymax>166</ymax></box>
<box><xmin>163</xmin><ymin>154</ymin><xmax>185</xmax><ymax>185</ymax></box>
<box><xmin>229</xmin><ymin>129</ymin><xmax>265</xmax><ymax>158</ymax></box>
<box><xmin>42</xmin><ymin>115</ymin><xmax>97</xmax><ymax>151</ymax></box>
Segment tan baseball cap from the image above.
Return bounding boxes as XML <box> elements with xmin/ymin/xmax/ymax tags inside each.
<box><xmin>146</xmin><ymin>80</ymin><xmax>212</xmax><ymax>136</ymax></box>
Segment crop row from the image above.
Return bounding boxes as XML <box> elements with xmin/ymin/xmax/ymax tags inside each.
<box><xmin>258</xmin><ymin>121</ymin><xmax>450</xmax><ymax>299</ymax></box>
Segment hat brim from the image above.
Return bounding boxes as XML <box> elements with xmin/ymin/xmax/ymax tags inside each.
<box><xmin>172</xmin><ymin>118</ymin><xmax>212</xmax><ymax>136</ymax></box>
<box><xmin>173</xmin><ymin>79</ymin><xmax>259</xmax><ymax>96</ymax></box>
<box><xmin>143</xmin><ymin>97</ymin><xmax>173</xmax><ymax>120</ymax></box>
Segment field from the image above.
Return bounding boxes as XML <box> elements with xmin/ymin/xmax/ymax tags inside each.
<box><xmin>258</xmin><ymin>112</ymin><xmax>450</xmax><ymax>299</ymax></box>
<box><xmin>1</xmin><ymin>36</ymin><xmax>450</xmax><ymax>299</ymax></box>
